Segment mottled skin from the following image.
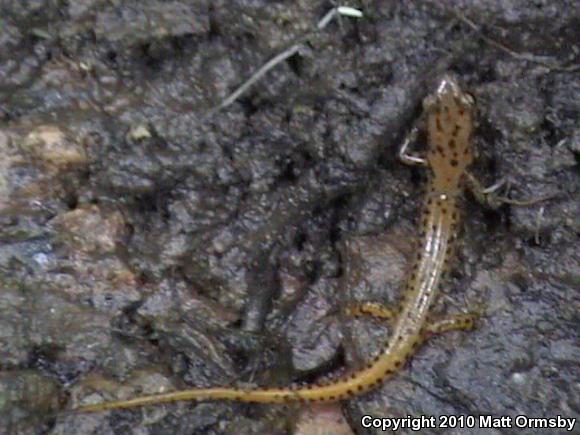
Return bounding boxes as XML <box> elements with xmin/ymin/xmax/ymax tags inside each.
<box><xmin>72</xmin><ymin>77</ymin><xmax>478</xmax><ymax>413</ymax></box>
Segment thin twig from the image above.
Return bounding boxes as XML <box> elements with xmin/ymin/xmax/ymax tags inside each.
<box><xmin>453</xmin><ymin>11</ymin><xmax>579</xmax><ymax>72</ymax></box>
<box><xmin>210</xmin><ymin>44</ymin><xmax>303</xmax><ymax>115</ymax></box>
<box><xmin>534</xmin><ymin>206</ymin><xmax>545</xmax><ymax>245</ymax></box>
<box><xmin>207</xmin><ymin>6</ymin><xmax>363</xmax><ymax>118</ymax></box>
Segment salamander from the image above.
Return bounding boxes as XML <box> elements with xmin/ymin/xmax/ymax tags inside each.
<box><xmin>72</xmin><ymin>76</ymin><xmax>478</xmax><ymax>413</ymax></box>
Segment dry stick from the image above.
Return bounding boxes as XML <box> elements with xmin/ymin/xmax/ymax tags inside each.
<box><xmin>453</xmin><ymin>11</ymin><xmax>579</xmax><ymax>72</ymax></box>
<box><xmin>209</xmin><ymin>44</ymin><xmax>302</xmax><ymax>116</ymax></box>
<box><xmin>206</xmin><ymin>6</ymin><xmax>363</xmax><ymax>118</ymax></box>
<box><xmin>534</xmin><ymin>206</ymin><xmax>545</xmax><ymax>245</ymax></box>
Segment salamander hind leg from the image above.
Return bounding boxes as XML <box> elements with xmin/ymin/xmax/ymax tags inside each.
<box><xmin>425</xmin><ymin>313</ymin><xmax>479</xmax><ymax>335</ymax></box>
<box><xmin>398</xmin><ymin>313</ymin><xmax>480</xmax><ymax>360</ymax></box>
<box><xmin>343</xmin><ymin>301</ymin><xmax>398</xmax><ymax>324</ymax></box>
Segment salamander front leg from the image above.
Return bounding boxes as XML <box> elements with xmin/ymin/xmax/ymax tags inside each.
<box><xmin>465</xmin><ymin>172</ymin><xmax>554</xmax><ymax>209</ymax></box>
<box><xmin>399</xmin><ymin>127</ymin><xmax>428</xmax><ymax>166</ymax></box>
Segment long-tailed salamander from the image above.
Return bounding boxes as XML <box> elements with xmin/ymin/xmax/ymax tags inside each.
<box><xmin>72</xmin><ymin>76</ymin><xmax>479</xmax><ymax>413</ymax></box>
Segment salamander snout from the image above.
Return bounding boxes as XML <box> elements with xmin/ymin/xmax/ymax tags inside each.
<box><xmin>424</xmin><ymin>75</ymin><xmax>475</xmax><ymax>111</ymax></box>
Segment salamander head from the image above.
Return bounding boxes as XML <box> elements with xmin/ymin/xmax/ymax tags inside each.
<box><xmin>423</xmin><ymin>75</ymin><xmax>475</xmax><ymax>190</ymax></box>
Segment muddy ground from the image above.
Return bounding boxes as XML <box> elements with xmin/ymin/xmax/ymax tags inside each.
<box><xmin>0</xmin><ymin>1</ymin><xmax>578</xmax><ymax>434</ymax></box>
